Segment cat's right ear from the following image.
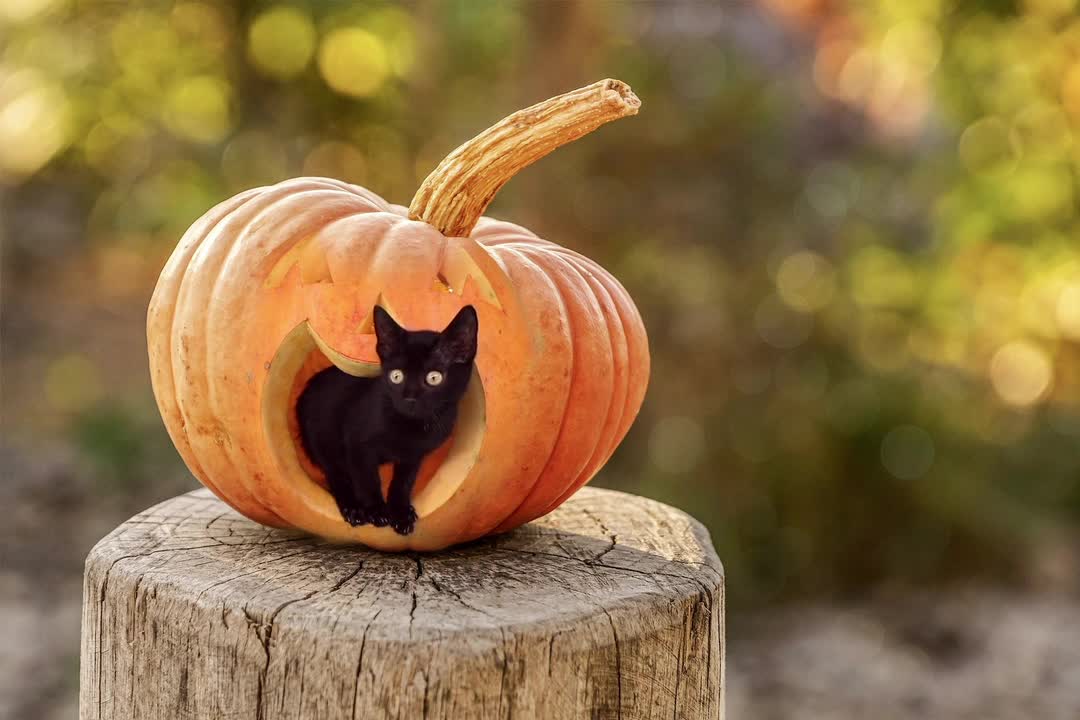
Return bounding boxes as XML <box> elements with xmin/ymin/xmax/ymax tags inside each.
<box><xmin>435</xmin><ymin>305</ymin><xmax>478</xmax><ymax>365</ymax></box>
<box><xmin>373</xmin><ymin>306</ymin><xmax>405</xmax><ymax>358</ymax></box>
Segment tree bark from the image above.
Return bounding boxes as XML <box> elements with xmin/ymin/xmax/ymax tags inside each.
<box><xmin>80</xmin><ymin>486</ymin><xmax>724</xmax><ymax>719</ymax></box>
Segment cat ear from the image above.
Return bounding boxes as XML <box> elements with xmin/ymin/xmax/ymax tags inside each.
<box><xmin>436</xmin><ymin>305</ymin><xmax>478</xmax><ymax>364</ymax></box>
<box><xmin>373</xmin><ymin>306</ymin><xmax>405</xmax><ymax>358</ymax></box>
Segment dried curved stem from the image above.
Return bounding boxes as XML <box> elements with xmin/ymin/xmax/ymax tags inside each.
<box><xmin>409</xmin><ymin>79</ymin><xmax>641</xmax><ymax>238</ymax></box>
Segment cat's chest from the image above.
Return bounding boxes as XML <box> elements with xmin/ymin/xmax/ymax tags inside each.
<box><xmin>375</xmin><ymin>414</ymin><xmax>450</xmax><ymax>459</ymax></box>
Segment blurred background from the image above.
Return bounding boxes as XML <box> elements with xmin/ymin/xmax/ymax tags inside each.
<box><xmin>3</xmin><ymin>0</ymin><xmax>1080</xmax><ymax>717</ymax></box>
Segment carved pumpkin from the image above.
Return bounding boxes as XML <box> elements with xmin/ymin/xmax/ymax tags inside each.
<box><xmin>147</xmin><ymin>79</ymin><xmax>650</xmax><ymax>550</ymax></box>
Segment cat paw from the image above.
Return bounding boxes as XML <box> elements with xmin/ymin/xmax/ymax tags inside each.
<box><xmin>367</xmin><ymin>504</ymin><xmax>390</xmax><ymax>528</ymax></box>
<box><xmin>388</xmin><ymin>504</ymin><xmax>417</xmax><ymax>535</ymax></box>
<box><xmin>336</xmin><ymin>502</ymin><xmax>369</xmax><ymax>527</ymax></box>
<box><xmin>337</xmin><ymin>500</ymin><xmax>391</xmax><ymax>528</ymax></box>
<box><xmin>337</xmin><ymin>504</ymin><xmax>366</xmax><ymax>527</ymax></box>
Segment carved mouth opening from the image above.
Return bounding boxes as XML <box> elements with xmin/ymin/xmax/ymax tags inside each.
<box><xmin>261</xmin><ymin>321</ymin><xmax>486</xmax><ymax>524</ymax></box>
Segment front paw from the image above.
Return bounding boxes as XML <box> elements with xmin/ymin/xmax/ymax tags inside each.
<box><xmin>336</xmin><ymin>501</ymin><xmax>367</xmax><ymax>527</ymax></box>
<box><xmin>337</xmin><ymin>499</ymin><xmax>386</xmax><ymax>527</ymax></box>
<box><xmin>367</xmin><ymin>503</ymin><xmax>390</xmax><ymax>528</ymax></box>
<box><xmin>387</xmin><ymin>503</ymin><xmax>417</xmax><ymax>535</ymax></box>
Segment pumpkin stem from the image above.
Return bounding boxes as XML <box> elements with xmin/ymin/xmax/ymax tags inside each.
<box><xmin>408</xmin><ymin>79</ymin><xmax>640</xmax><ymax>237</ymax></box>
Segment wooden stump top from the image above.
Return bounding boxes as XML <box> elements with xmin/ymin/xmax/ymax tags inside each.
<box><xmin>81</xmin><ymin>487</ymin><xmax>724</xmax><ymax>719</ymax></box>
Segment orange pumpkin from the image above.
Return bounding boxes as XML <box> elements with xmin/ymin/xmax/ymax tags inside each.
<box><xmin>146</xmin><ymin>79</ymin><xmax>650</xmax><ymax>550</ymax></box>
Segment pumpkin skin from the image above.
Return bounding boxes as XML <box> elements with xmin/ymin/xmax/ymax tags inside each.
<box><xmin>146</xmin><ymin>82</ymin><xmax>649</xmax><ymax>550</ymax></box>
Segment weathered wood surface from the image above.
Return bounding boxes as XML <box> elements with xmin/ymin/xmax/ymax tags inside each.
<box><xmin>80</xmin><ymin>487</ymin><xmax>724</xmax><ymax>719</ymax></box>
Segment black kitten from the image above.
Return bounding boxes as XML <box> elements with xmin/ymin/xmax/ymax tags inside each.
<box><xmin>296</xmin><ymin>305</ymin><xmax>478</xmax><ymax>535</ymax></box>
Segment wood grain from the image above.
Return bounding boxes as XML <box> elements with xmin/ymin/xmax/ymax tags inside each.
<box><xmin>80</xmin><ymin>487</ymin><xmax>723</xmax><ymax>719</ymax></box>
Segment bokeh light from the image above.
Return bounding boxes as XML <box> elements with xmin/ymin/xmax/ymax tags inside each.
<box><xmin>248</xmin><ymin>6</ymin><xmax>317</xmax><ymax>81</ymax></box>
<box><xmin>881</xmin><ymin>21</ymin><xmax>941</xmax><ymax>79</ymax></box>
<box><xmin>1056</xmin><ymin>283</ymin><xmax>1080</xmax><ymax>340</ymax></box>
<box><xmin>162</xmin><ymin>75</ymin><xmax>231</xmax><ymax>144</ymax></box>
<box><xmin>990</xmin><ymin>341</ymin><xmax>1053</xmax><ymax>407</ymax></box>
<box><xmin>0</xmin><ymin>67</ymin><xmax>70</xmax><ymax>176</ymax></box>
<box><xmin>318</xmin><ymin>27</ymin><xmax>389</xmax><ymax>98</ymax></box>
<box><xmin>776</xmin><ymin>250</ymin><xmax>836</xmax><ymax>312</ymax></box>
<box><xmin>0</xmin><ymin>0</ymin><xmax>61</xmax><ymax>24</ymax></box>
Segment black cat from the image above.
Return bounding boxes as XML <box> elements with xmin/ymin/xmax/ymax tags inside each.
<box><xmin>296</xmin><ymin>305</ymin><xmax>478</xmax><ymax>535</ymax></box>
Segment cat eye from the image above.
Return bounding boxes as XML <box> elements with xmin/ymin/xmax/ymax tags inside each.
<box><xmin>425</xmin><ymin>371</ymin><xmax>444</xmax><ymax>386</ymax></box>
<box><xmin>388</xmin><ymin>369</ymin><xmax>405</xmax><ymax>384</ymax></box>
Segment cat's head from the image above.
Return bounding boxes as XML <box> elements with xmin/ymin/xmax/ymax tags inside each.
<box><xmin>372</xmin><ymin>305</ymin><xmax>478</xmax><ymax>418</ymax></box>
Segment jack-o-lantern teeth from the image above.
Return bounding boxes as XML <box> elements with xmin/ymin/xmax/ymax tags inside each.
<box><xmin>147</xmin><ymin>79</ymin><xmax>649</xmax><ymax>551</ymax></box>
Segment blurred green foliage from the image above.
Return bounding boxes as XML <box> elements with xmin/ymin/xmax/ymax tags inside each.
<box><xmin>3</xmin><ymin>0</ymin><xmax>1080</xmax><ymax>609</ymax></box>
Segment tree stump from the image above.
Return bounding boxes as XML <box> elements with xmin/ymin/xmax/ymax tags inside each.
<box><xmin>80</xmin><ymin>487</ymin><xmax>724</xmax><ymax>719</ymax></box>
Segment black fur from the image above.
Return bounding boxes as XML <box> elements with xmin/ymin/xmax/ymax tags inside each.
<box><xmin>296</xmin><ymin>305</ymin><xmax>478</xmax><ymax>534</ymax></box>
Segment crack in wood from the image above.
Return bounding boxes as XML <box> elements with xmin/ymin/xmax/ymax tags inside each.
<box><xmin>253</xmin><ymin>584</ymin><xmax>322</xmax><ymax>720</ymax></box>
<box><xmin>602</xmin><ymin>608</ymin><xmax>624</xmax><ymax>719</ymax></box>
<box><xmin>547</xmin><ymin>629</ymin><xmax>565</xmax><ymax>677</ymax></box>
<box><xmin>497</xmin><ymin>626</ymin><xmax>511</xmax><ymax>718</ymax></box>
<box><xmin>351</xmin><ymin>608</ymin><xmax>382</xmax><ymax>720</ymax></box>
<box><xmin>673</xmin><ymin>605</ymin><xmax>687</xmax><ymax>719</ymax></box>
<box><xmin>328</xmin><ymin>559</ymin><xmax>365</xmax><ymax>594</ymax></box>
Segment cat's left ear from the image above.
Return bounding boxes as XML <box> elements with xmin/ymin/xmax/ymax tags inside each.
<box><xmin>436</xmin><ymin>305</ymin><xmax>478</xmax><ymax>364</ymax></box>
